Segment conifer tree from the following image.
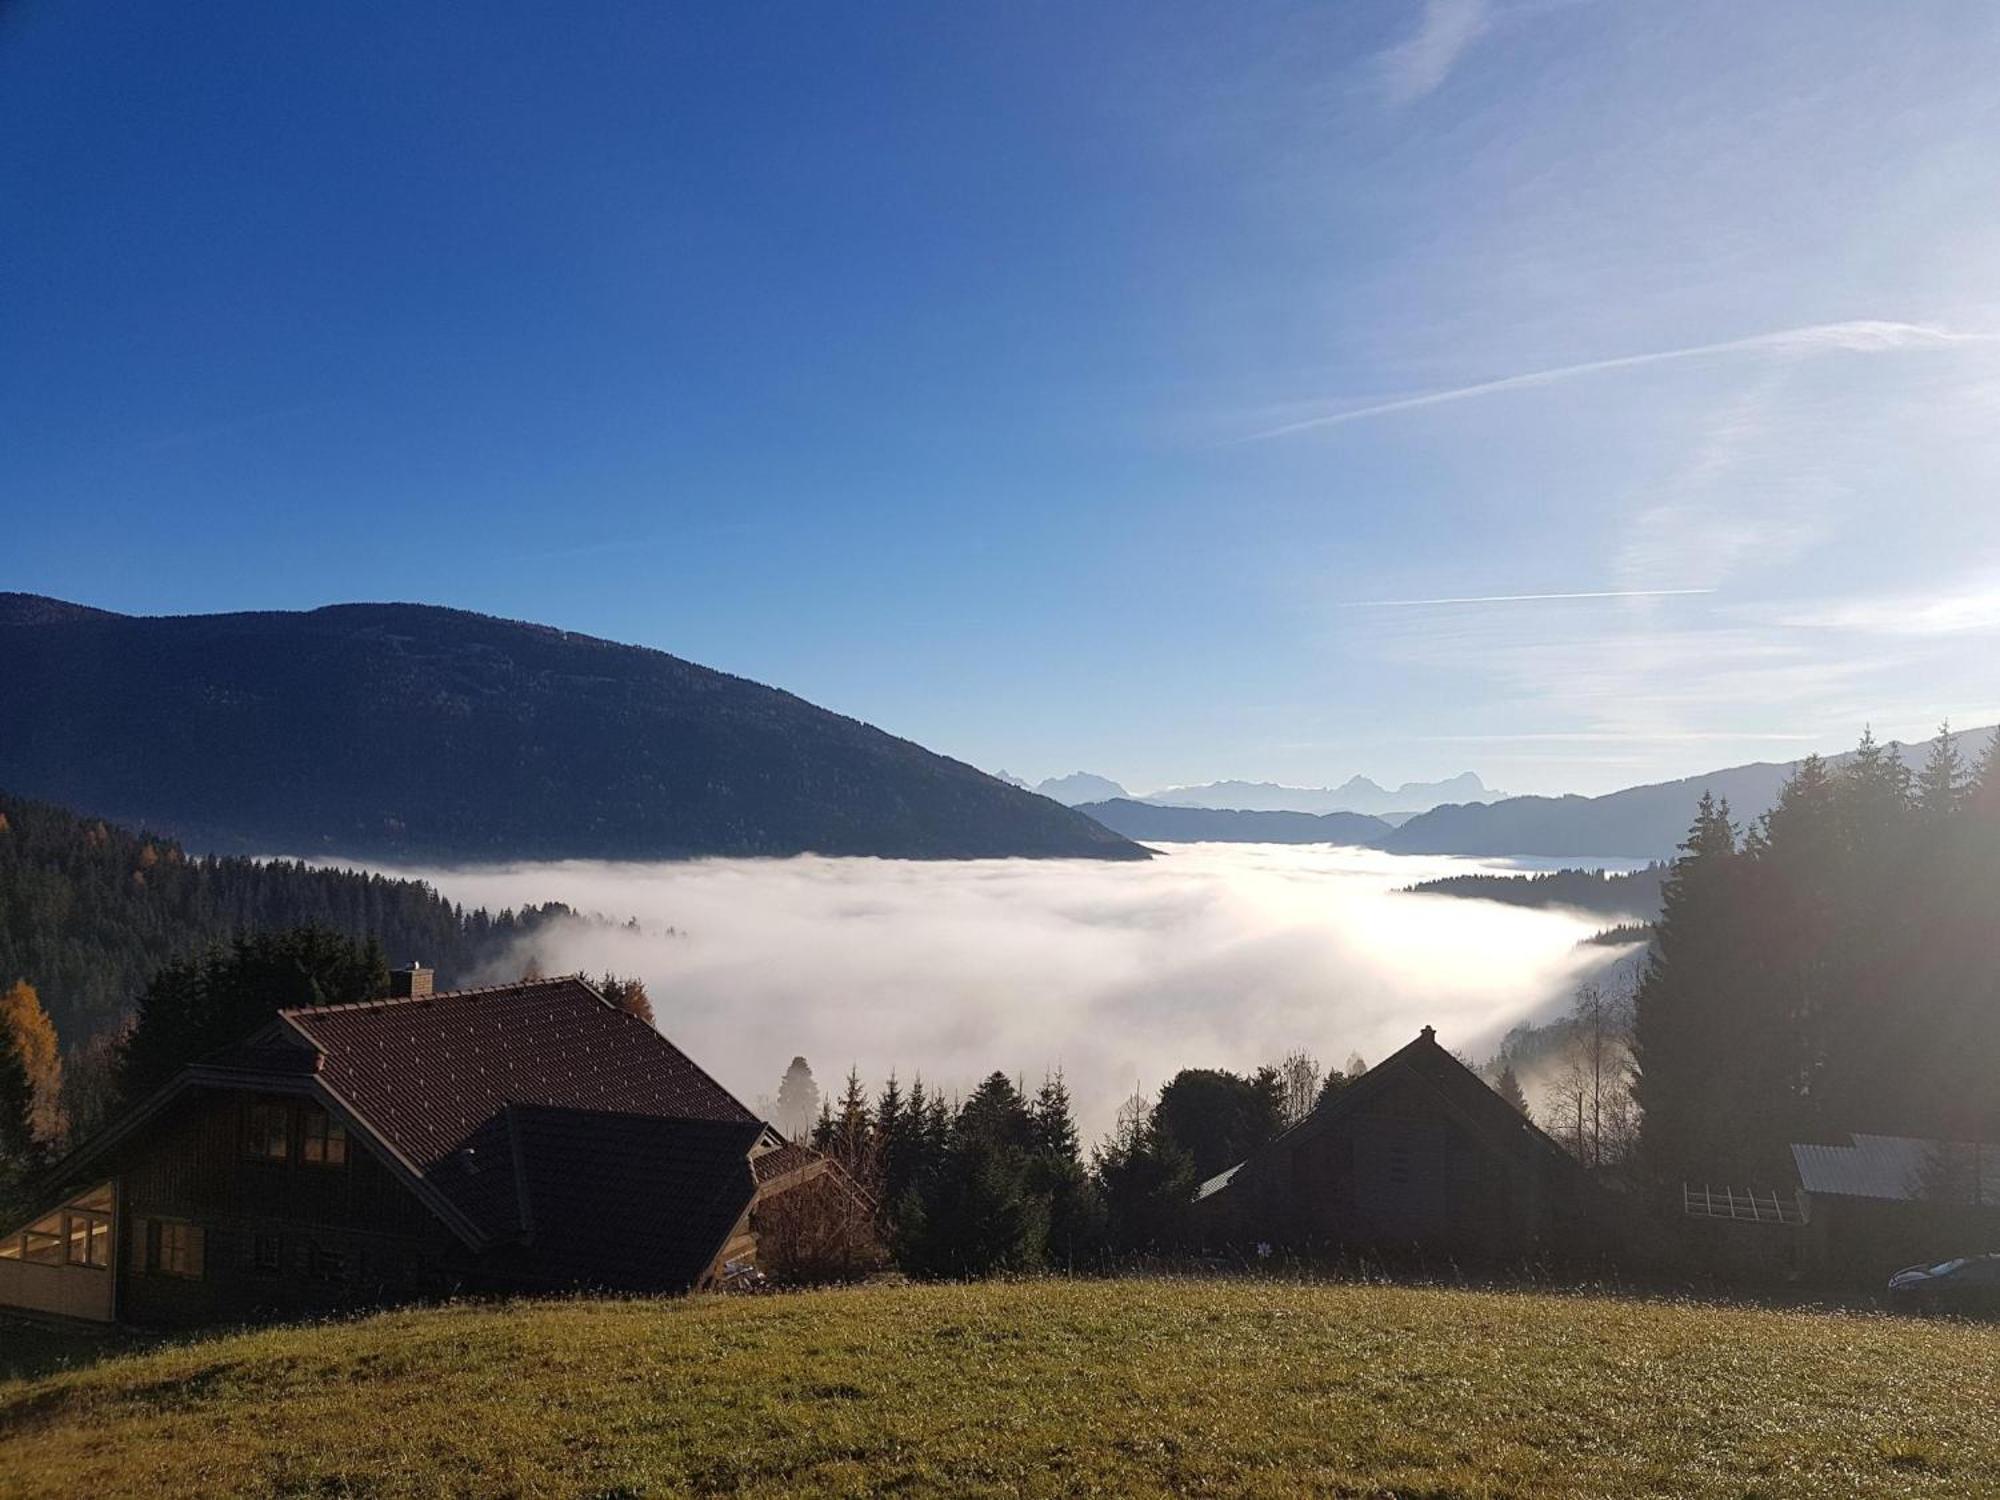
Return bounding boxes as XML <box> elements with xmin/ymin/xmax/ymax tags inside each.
<box><xmin>773</xmin><ymin>1056</ymin><xmax>820</xmax><ymax>1143</ymax></box>
<box><xmin>1632</xmin><ymin>792</ymin><xmax>1740</xmax><ymax>1181</ymax></box>
<box><xmin>810</xmin><ymin>1098</ymin><xmax>836</xmax><ymax>1152</ymax></box>
<box><xmin>1493</xmin><ymin>1063</ymin><xmax>1529</xmax><ymax>1116</ymax></box>
<box><xmin>119</xmin><ymin>926</ymin><xmax>389</xmax><ymax>1106</ymax></box>
<box><xmin>1029</xmin><ymin>1070</ymin><xmax>1081</xmax><ymax>1163</ymax></box>
<box><xmin>1915</xmin><ymin>723</ymin><xmax>1968</xmax><ymax>828</ymax></box>
<box><xmin>832</xmin><ymin>1066</ymin><xmax>872</xmax><ymax>1175</ymax></box>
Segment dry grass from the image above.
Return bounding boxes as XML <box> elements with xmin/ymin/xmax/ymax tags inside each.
<box><xmin>2</xmin><ymin>1278</ymin><xmax>1997</xmax><ymax>1498</ymax></box>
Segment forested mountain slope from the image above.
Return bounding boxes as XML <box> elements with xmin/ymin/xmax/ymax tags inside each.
<box><xmin>0</xmin><ymin>789</ymin><xmax>573</xmax><ymax>1045</ymax></box>
<box><xmin>0</xmin><ymin>595</ymin><xmax>1144</xmax><ymax>864</ymax></box>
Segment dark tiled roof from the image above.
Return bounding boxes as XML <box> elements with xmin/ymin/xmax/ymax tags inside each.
<box><xmin>501</xmin><ymin>1105</ymin><xmax>764</xmax><ymax>1291</ymax></box>
<box><xmin>280</xmin><ymin>977</ymin><xmax>758</xmax><ymax>1245</ymax></box>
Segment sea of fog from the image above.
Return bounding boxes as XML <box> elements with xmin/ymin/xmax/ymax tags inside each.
<box><xmin>374</xmin><ymin>843</ymin><xmax>1648</xmax><ymax>1144</ymax></box>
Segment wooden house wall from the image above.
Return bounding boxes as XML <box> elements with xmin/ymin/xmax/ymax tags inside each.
<box><xmin>1240</xmin><ymin>1071</ymin><xmax>1550</xmax><ymax>1258</ymax></box>
<box><xmin>116</xmin><ymin>1087</ymin><xmax>460</xmax><ymax>1328</ymax></box>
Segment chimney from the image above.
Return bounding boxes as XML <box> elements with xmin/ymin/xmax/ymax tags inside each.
<box><xmin>389</xmin><ymin>962</ymin><xmax>434</xmax><ymax>1000</ymax></box>
<box><xmin>1419</xmin><ymin>1024</ymin><xmax>1437</xmax><ymax>1044</ymax></box>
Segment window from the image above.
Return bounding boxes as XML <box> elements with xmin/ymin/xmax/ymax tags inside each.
<box><xmin>245</xmin><ymin>1101</ymin><xmax>291</xmax><ymax>1162</ymax></box>
<box><xmin>21</xmin><ymin>1210</ymin><xmax>64</xmax><ymax>1266</ymax></box>
<box><xmin>149</xmin><ymin>1220</ymin><xmax>205</xmax><ymax>1279</ymax></box>
<box><xmin>251</xmin><ymin>1233</ymin><xmax>283</xmax><ymax>1274</ymax></box>
<box><xmin>65</xmin><ymin>1211</ymin><xmax>110</xmax><ymax>1268</ymax></box>
<box><xmin>0</xmin><ymin>1184</ymin><xmax>115</xmax><ymax>1266</ymax></box>
<box><xmin>301</xmin><ymin>1107</ymin><xmax>348</xmax><ymax>1167</ymax></box>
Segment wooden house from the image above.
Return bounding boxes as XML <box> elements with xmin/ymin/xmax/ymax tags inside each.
<box><xmin>0</xmin><ymin>971</ymin><xmax>830</xmax><ymax>1328</ymax></box>
<box><xmin>1195</xmin><ymin>1026</ymin><xmax>1593</xmax><ymax>1261</ymax></box>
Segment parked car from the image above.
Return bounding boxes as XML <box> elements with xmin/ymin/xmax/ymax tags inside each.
<box><xmin>1886</xmin><ymin>1254</ymin><xmax>2000</xmax><ymax>1315</ymax></box>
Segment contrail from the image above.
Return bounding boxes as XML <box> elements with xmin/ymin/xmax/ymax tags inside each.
<box><xmin>1244</xmin><ymin>320</ymin><xmax>1994</xmax><ymax>441</ymax></box>
<box><xmin>1338</xmin><ymin>587</ymin><xmax>1716</xmax><ymax>608</ymax></box>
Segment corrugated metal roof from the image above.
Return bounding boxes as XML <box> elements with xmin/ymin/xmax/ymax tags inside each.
<box><xmin>1195</xmin><ymin>1163</ymin><xmax>1241</xmax><ymax>1202</ymax></box>
<box><xmin>1791</xmin><ymin>1133</ymin><xmax>2000</xmax><ymax>1204</ymax></box>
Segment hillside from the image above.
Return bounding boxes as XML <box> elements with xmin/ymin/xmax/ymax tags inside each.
<box><xmin>1386</xmin><ymin>726</ymin><xmax>1997</xmax><ymax>858</ymax></box>
<box><xmin>0</xmin><ymin>596</ymin><xmax>1143</xmax><ymax>864</ymax></box>
<box><xmin>1076</xmin><ymin>798</ymin><xmax>1393</xmax><ymax>845</ymax></box>
<box><xmin>1404</xmin><ymin>863</ymin><xmax>1668</xmax><ymax>919</ymax></box>
<box><xmin>3</xmin><ymin>1281</ymin><xmax>1995</xmax><ymax>1497</ymax></box>
<box><xmin>0</xmin><ymin>789</ymin><xmax>577</xmax><ymax>1045</ymax></box>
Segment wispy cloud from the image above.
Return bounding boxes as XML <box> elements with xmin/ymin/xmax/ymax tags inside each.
<box><xmin>1779</xmin><ymin>576</ymin><xmax>2000</xmax><ymax>637</ymax></box>
<box><xmin>1338</xmin><ymin>587</ymin><xmax>1715</xmax><ymax>608</ymax></box>
<box><xmin>1379</xmin><ymin>0</ymin><xmax>1493</xmax><ymax>104</ymax></box>
<box><xmin>1242</xmin><ymin>320</ymin><xmax>1995</xmax><ymax>441</ymax></box>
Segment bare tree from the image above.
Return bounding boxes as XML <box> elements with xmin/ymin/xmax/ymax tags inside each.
<box><xmin>1275</xmin><ymin>1048</ymin><xmax>1322</xmax><ymax>1129</ymax></box>
<box><xmin>1543</xmin><ymin>981</ymin><xmax>1636</xmax><ymax>1169</ymax></box>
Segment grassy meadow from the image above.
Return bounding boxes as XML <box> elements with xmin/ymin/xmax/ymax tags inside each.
<box><xmin>2</xmin><ymin>1278</ymin><xmax>1997</xmax><ymax>1498</ymax></box>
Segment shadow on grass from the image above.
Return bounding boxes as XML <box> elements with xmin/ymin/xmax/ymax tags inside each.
<box><xmin>0</xmin><ymin>1314</ymin><xmax>168</xmax><ymax>1383</ymax></box>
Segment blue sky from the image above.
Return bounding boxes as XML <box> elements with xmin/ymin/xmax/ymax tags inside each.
<box><xmin>6</xmin><ymin>1</ymin><xmax>2000</xmax><ymax>796</ymax></box>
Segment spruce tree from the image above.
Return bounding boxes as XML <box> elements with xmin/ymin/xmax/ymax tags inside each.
<box><xmin>833</xmin><ymin>1067</ymin><xmax>872</xmax><ymax>1175</ymax></box>
<box><xmin>1029</xmin><ymin>1070</ymin><xmax>1081</xmax><ymax>1163</ymax></box>
<box><xmin>119</xmin><ymin>925</ymin><xmax>389</xmax><ymax>1106</ymax></box>
<box><xmin>773</xmin><ymin>1057</ymin><xmax>820</xmax><ymax>1143</ymax></box>
<box><xmin>1915</xmin><ymin>723</ymin><xmax>1968</xmax><ymax>828</ymax></box>
<box><xmin>1631</xmin><ymin>792</ymin><xmax>1740</xmax><ymax>1182</ymax></box>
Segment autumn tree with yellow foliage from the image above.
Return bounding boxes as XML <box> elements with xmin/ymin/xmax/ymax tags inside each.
<box><xmin>0</xmin><ymin>980</ymin><xmax>65</xmax><ymax>1149</ymax></box>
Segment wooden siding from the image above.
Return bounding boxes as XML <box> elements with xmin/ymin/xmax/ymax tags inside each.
<box><xmin>1228</xmin><ymin>1069</ymin><xmax>1561</xmax><ymax>1259</ymax></box>
<box><xmin>115</xmin><ymin>1087</ymin><xmax>461</xmax><ymax>1328</ymax></box>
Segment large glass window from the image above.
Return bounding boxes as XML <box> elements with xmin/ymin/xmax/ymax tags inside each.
<box><xmin>301</xmin><ymin>1107</ymin><xmax>348</xmax><ymax>1167</ymax></box>
<box><xmin>245</xmin><ymin>1101</ymin><xmax>290</xmax><ymax>1162</ymax></box>
<box><xmin>0</xmin><ymin>1185</ymin><xmax>115</xmax><ymax>1266</ymax></box>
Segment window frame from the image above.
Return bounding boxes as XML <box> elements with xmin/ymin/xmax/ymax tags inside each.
<box><xmin>64</xmin><ymin>1210</ymin><xmax>111</xmax><ymax>1269</ymax></box>
<box><xmin>300</xmin><ymin>1106</ymin><xmax>349</xmax><ymax>1168</ymax></box>
<box><xmin>149</xmin><ymin>1219</ymin><xmax>206</xmax><ymax>1280</ymax></box>
<box><xmin>244</xmin><ymin>1100</ymin><xmax>292</xmax><ymax>1164</ymax></box>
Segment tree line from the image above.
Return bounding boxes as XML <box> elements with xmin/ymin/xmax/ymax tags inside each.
<box><xmin>761</xmin><ymin>1048</ymin><xmax>1369</xmax><ymax>1281</ymax></box>
<box><xmin>0</xmin><ymin>788</ymin><xmax>585</xmax><ymax>1051</ymax></box>
<box><xmin>1634</xmin><ymin>727</ymin><xmax>2000</xmax><ymax>1185</ymax></box>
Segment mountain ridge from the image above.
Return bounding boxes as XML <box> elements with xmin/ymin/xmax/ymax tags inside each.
<box><xmin>1076</xmin><ymin>799</ymin><xmax>1394</xmax><ymax>846</ymax></box>
<box><xmin>0</xmin><ymin>595</ymin><xmax>1147</xmax><ymax>864</ymax></box>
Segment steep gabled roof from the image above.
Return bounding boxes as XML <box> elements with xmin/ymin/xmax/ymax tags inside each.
<box><xmin>1201</xmin><ymin>1026</ymin><xmax>1580</xmax><ymax>1201</ymax></box>
<box><xmin>499</xmin><ymin>1105</ymin><xmax>766</xmax><ymax>1290</ymax></box>
<box><xmin>273</xmin><ymin>976</ymin><xmax>759</xmax><ymax>1246</ymax></box>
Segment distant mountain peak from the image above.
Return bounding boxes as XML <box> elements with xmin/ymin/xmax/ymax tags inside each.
<box><xmin>1139</xmin><ymin>772</ymin><xmax>1500</xmax><ymax>818</ymax></box>
<box><xmin>1034</xmin><ymin>772</ymin><xmax>1131</xmax><ymax>806</ymax></box>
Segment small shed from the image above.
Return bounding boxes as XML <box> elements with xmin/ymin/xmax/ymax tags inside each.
<box><xmin>1791</xmin><ymin>1133</ymin><xmax>2000</xmax><ymax>1281</ymax></box>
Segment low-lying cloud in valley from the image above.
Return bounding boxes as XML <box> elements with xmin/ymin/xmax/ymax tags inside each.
<box><xmin>384</xmin><ymin>844</ymin><xmax>1640</xmax><ymax>1143</ymax></box>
